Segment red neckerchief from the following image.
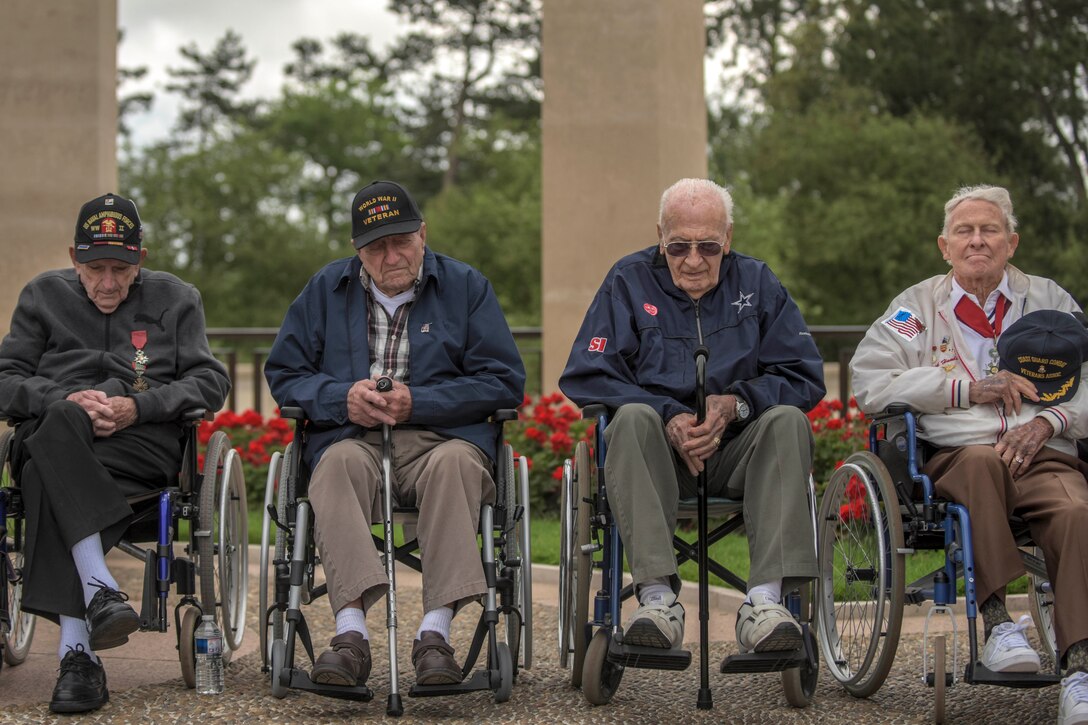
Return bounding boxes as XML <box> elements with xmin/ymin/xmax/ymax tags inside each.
<box><xmin>954</xmin><ymin>294</ymin><xmax>1010</xmax><ymax>338</ymax></box>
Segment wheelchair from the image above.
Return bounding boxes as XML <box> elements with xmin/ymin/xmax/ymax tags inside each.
<box><xmin>558</xmin><ymin>400</ymin><xmax>820</xmax><ymax>710</ymax></box>
<box><xmin>258</xmin><ymin>405</ymin><xmax>533</xmax><ymax>716</ymax></box>
<box><xmin>0</xmin><ymin>409</ymin><xmax>248</xmax><ymax>687</ymax></box>
<box><xmin>816</xmin><ymin>405</ymin><xmax>1060</xmax><ymax>721</ymax></box>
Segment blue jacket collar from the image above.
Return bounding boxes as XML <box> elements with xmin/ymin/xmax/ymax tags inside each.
<box><xmin>332</xmin><ymin>247</ymin><xmax>440</xmax><ymax>293</ymax></box>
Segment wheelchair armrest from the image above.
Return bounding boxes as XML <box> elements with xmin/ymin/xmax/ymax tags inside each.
<box><xmin>582</xmin><ymin>403</ymin><xmax>607</xmax><ymax>419</ymax></box>
<box><xmin>873</xmin><ymin>403</ymin><xmax>920</xmax><ymax>422</ymax></box>
<box><xmin>180</xmin><ymin>409</ymin><xmax>208</xmax><ymax>423</ymax></box>
<box><xmin>492</xmin><ymin>409</ymin><xmax>518</xmax><ymax>423</ymax></box>
<box><xmin>280</xmin><ymin>406</ymin><xmax>306</xmax><ymax>420</ymax></box>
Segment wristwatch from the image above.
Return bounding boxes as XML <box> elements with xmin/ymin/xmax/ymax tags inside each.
<box><xmin>734</xmin><ymin>396</ymin><xmax>751</xmax><ymax>422</ymax></box>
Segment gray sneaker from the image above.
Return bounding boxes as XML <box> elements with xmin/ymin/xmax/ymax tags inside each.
<box><xmin>624</xmin><ymin>598</ymin><xmax>685</xmax><ymax>649</ymax></box>
<box><xmin>735</xmin><ymin>594</ymin><xmax>802</xmax><ymax>653</ymax></box>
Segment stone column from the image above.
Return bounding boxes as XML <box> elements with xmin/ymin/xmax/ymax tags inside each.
<box><xmin>541</xmin><ymin>0</ymin><xmax>707</xmax><ymax>392</ymax></box>
<box><xmin>0</xmin><ymin>0</ymin><xmax>117</xmax><ymax>338</ymax></box>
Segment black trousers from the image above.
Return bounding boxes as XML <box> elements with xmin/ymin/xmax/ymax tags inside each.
<box><xmin>12</xmin><ymin>400</ymin><xmax>182</xmax><ymax>621</ymax></box>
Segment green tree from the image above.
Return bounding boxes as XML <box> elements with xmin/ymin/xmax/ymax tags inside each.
<box><xmin>384</xmin><ymin>0</ymin><xmax>541</xmax><ymax>191</ymax></box>
<box><xmin>165</xmin><ymin>30</ymin><xmax>258</xmax><ymax>147</ymax></box>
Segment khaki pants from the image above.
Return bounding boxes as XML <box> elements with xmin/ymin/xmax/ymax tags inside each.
<box><xmin>924</xmin><ymin>445</ymin><xmax>1088</xmax><ymax>659</ymax></box>
<box><xmin>307</xmin><ymin>429</ymin><xmax>495</xmax><ymax>614</ymax></box>
<box><xmin>602</xmin><ymin>403</ymin><xmax>817</xmax><ymax>595</ymax></box>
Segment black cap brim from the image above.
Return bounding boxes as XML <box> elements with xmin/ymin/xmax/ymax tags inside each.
<box><xmin>74</xmin><ymin>244</ymin><xmax>142</xmax><ymax>265</ymax></box>
<box><xmin>352</xmin><ymin>219</ymin><xmax>423</xmax><ymax>249</ymax></box>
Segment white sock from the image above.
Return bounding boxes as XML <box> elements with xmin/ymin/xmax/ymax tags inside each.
<box><xmin>59</xmin><ymin>615</ymin><xmax>93</xmax><ymax>660</ymax></box>
<box><xmin>335</xmin><ymin>606</ymin><xmax>369</xmax><ymax>640</ymax></box>
<box><xmin>746</xmin><ymin>580</ymin><xmax>783</xmax><ymax>605</ymax></box>
<box><xmin>638</xmin><ymin>578</ymin><xmax>675</xmax><ymax>606</ymax></box>
<box><xmin>71</xmin><ymin>533</ymin><xmax>118</xmax><ymax>606</ymax></box>
<box><xmin>417</xmin><ymin>606</ymin><xmax>454</xmax><ymax>642</ymax></box>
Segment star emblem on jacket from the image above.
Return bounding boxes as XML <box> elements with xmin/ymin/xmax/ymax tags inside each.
<box><xmin>732</xmin><ymin>291</ymin><xmax>754</xmax><ymax>313</ymax></box>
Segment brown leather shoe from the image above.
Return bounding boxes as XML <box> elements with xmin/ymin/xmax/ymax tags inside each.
<box><xmin>412</xmin><ymin>631</ymin><xmax>462</xmax><ymax>685</ymax></box>
<box><xmin>311</xmin><ymin>631</ymin><xmax>372</xmax><ymax>686</ymax></box>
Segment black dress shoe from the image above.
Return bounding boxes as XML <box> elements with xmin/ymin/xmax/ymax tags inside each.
<box><xmin>85</xmin><ymin>579</ymin><xmax>140</xmax><ymax>651</ymax></box>
<box><xmin>50</xmin><ymin>646</ymin><xmax>109</xmax><ymax>714</ymax></box>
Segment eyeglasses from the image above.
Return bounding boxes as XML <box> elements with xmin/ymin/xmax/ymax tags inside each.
<box><xmin>663</xmin><ymin>240</ymin><xmax>725</xmax><ymax>257</ymax></box>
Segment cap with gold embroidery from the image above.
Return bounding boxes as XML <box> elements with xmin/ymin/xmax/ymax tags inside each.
<box><xmin>73</xmin><ymin>193</ymin><xmax>143</xmax><ymax>264</ymax></box>
<box><xmin>998</xmin><ymin>309</ymin><xmax>1088</xmax><ymax>406</ymax></box>
<box><xmin>350</xmin><ymin>180</ymin><xmax>423</xmax><ymax>250</ymax></box>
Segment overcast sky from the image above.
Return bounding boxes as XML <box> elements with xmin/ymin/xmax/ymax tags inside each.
<box><xmin>119</xmin><ymin>0</ymin><xmax>409</xmax><ymax>146</ymax></box>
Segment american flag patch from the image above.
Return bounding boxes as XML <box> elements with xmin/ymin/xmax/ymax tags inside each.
<box><xmin>883</xmin><ymin>307</ymin><xmax>925</xmax><ymax>340</ymax></box>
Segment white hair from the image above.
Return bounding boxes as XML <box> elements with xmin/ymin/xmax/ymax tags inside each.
<box><xmin>942</xmin><ymin>185</ymin><xmax>1018</xmax><ymax>236</ymax></box>
<box><xmin>658</xmin><ymin>178</ymin><xmax>734</xmax><ymax>232</ymax></box>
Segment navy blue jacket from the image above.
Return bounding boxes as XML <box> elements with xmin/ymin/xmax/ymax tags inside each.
<box><xmin>559</xmin><ymin>246</ymin><xmax>825</xmax><ymax>444</ymax></box>
<box><xmin>265</xmin><ymin>249</ymin><xmax>526</xmax><ymax>469</ymax></box>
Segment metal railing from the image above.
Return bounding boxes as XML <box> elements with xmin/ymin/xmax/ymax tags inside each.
<box><xmin>208</xmin><ymin>325</ymin><xmax>866</xmax><ymax>415</ymax></box>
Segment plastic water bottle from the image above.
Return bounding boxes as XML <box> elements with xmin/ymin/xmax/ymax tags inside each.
<box><xmin>195</xmin><ymin>615</ymin><xmax>224</xmax><ymax>694</ymax></box>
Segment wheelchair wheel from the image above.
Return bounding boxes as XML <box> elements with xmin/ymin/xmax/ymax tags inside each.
<box><xmin>179</xmin><ymin>605</ymin><xmax>200</xmax><ymax>689</ymax></box>
<box><xmin>270</xmin><ymin>638</ymin><xmax>288</xmax><ymax>698</ymax></box>
<box><xmin>494</xmin><ymin>640</ymin><xmax>513</xmax><ymax>703</ymax></box>
<box><xmin>559</xmin><ymin>441</ymin><xmax>593</xmax><ymax>687</ymax></box>
<box><xmin>0</xmin><ymin>429</ymin><xmax>35</xmax><ymax>667</ymax></box>
<box><xmin>515</xmin><ymin>454</ymin><xmax>533</xmax><ymax>669</ymax></box>
<box><xmin>1026</xmin><ymin>546</ymin><xmax>1058</xmax><ymax>662</ymax></box>
<box><xmin>259</xmin><ymin>449</ymin><xmax>285</xmax><ymax>669</ymax></box>
<box><xmin>199</xmin><ymin>431</ymin><xmax>249</xmax><ymax>654</ymax></box>
<box><xmin>582</xmin><ymin>629</ymin><xmax>623</xmax><ymax>706</ymax></box>
<box><xmin>783</xmin><ymin>583</ymin><xmax>818</xmax><ymax>701</ymax></box>
<box><xmin>816</xmin><ymin>450</ymin><xmax>905</xmax><ymax>698</ymax></box>
<box><xmin>500</xmin><ymin>445</ymin><xmax>522</xmax><ymax>662</ymax></box>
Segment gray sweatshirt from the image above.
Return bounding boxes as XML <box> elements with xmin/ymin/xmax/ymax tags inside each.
<box><xmin>0</xmin><ymin>268</ymin><xmax>229</xmax><ymax>422</ymax></box>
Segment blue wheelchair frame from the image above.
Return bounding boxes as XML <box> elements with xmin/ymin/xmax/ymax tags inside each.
<box><xmin>0</xmin><ymin>410</ymin><xmax>248</xmax><ymax>686</ymax></box>
<box><xmin>817</xmin><ymin>405</ymin><xmax>1061</xmax><ymax>714</ymax></box>
<box><xmin>562</xmin><ymin>403</ymin><xmax>819</xmax><ymax>709</ymax></box>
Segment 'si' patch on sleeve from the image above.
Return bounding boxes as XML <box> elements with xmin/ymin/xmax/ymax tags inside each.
<box><xmin>883</xmin><ymin>307</ymin><xmax>925</xmax><ymax>340</ymax></box>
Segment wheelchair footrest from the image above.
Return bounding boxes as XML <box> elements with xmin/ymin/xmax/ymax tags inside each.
<box><xmin>966</xmin><ymin>663</ymin><xmax>1062</xmax><ymax>689</ymax></box>
<box><xmin>607</xmin><ymin>638</ymin><xmax>692</xmax><ymax>671</ymax></box>
<box><xmin>285</xmin><ymin>668</ymin><xmax>375</xmax><ymax>701</ymax></box>
<box><xmin>410</xmin><ymin>668</ymin><xmax>493</xmax><ymax>697</ymax></box>
<box><xmin>720</xmin><ymin>648</ymin><xmax>806</xmax><ymax>674</ymax></box>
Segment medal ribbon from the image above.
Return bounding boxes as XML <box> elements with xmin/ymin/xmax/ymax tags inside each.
<box><xmin>954</xmin><ymin>294</ymin><xmax>1010</xmax><ymax>338</ymax></box>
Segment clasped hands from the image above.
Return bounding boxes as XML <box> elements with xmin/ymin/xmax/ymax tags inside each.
<box><xmin>665</xmin><ymin>394</ymin><xmax>736</xmax><ymax>476</ymax></box>
<box><xmin>66</xmin><ymin>390</ymin><xmax>137</xmax><ymax>438</ymax></box>
<box><xmin>347</xmin><ymin>377</ymin><xmax>412</xmax><ymax>428</ymax></box>
<box><xmin>969</xmin><ymin>370</ymin><xmax>1054</xmax><ymax>478</ymax></box>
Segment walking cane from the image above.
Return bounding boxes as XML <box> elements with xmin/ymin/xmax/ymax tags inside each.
<box><xmin>694</xmin><ymin>345</ymin><xmax>713</xmax><ymax>710</ymax></box>
<box><xmin>376</xmin><ymin>376</ymin><xmax>404</xmax><ymax>717</ymax></box>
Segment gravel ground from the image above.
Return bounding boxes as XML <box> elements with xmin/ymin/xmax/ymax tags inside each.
<box><xmin>2</xmin><ymin>564</ymin><xmax>1064</xmax><ymax>724</ymax></box>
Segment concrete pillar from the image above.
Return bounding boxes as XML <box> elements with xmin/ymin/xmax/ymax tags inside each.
<box><xmin>0</xmin><ymin>0</ymin><xmax>117</xmax><ymax>338</ymax></box>
<box><xmin>541</xmin><ymin>0</ymin><xmax>707</xmax><ymax>393</ymax></box>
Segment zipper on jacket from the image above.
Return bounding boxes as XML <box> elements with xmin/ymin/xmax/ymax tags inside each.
<box><xmin>693</xmin><ymin>298</ymin><xmax>705</xmax><ymax>346</ymax></box>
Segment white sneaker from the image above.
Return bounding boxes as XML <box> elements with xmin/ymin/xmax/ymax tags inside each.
<box><xmin>624</xmin><ymin>594</ymin><xmax>684</xmax><ymax>650</ymax></box>
<box><xmin>735</xmin><ymin>593</ymin><xmax>803</xmax><ymax>654</ymax></box>
<box><xmin>1059</xmin><ymin>671</ymin><xmax>1088</xmax><ymax>725</ymax></box>
<box><xmin>981</xmin><ymin>615</ymin><xmax>1041</xmax><ymax>673</ymax></box>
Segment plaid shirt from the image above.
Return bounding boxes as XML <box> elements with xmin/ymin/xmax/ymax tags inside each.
<box><xmin>361</xmin><ymin>267</ymin><xmax>419</xmax><ymax>383</ymax></box>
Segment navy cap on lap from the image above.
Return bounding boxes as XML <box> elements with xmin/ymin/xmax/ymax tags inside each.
<box><xmin>998</xmin><ymin>309</ymin><xmax>1088</xmax><ymax>406</ymax></box>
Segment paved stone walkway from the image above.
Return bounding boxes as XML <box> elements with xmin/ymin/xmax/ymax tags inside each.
<box><xmin>0</xmin><ymin>549</ymin><xmax>1064</xmax><ymax>724</ymax></box>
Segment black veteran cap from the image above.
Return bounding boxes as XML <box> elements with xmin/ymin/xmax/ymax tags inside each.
<box><xmin>351</xmin><ymin>180</ymin><xmax>423</xmax><ymax>250</ymax></box>
<box><xmin>998</xmin><ymin>309</ymin><xmax>1088</xmax><ymax>406</ymax></box>
<box><xmin>74</xmin><ymin>193</ymin><xmax>143</xmax><ymax>264</ymax></box>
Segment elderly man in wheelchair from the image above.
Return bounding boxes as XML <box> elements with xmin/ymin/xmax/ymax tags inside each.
<box><xmin>558</xmin><ymin>178</ymin><xmax>826</xmax><ymax>684</ymax></box>
<box><xmin>263</xmin><ymin>180</ymin><xmax>525</xmax><ymax>702</ymax></box>
<box><xmin>0</xmin><ymin>193</ymin><xmax>230</xmax><ymax>713</ymax></box>
<box><xmin>851</xmin><ymin>184</ymin><xmax>1088</xmax><ymax>724</ymax></box>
